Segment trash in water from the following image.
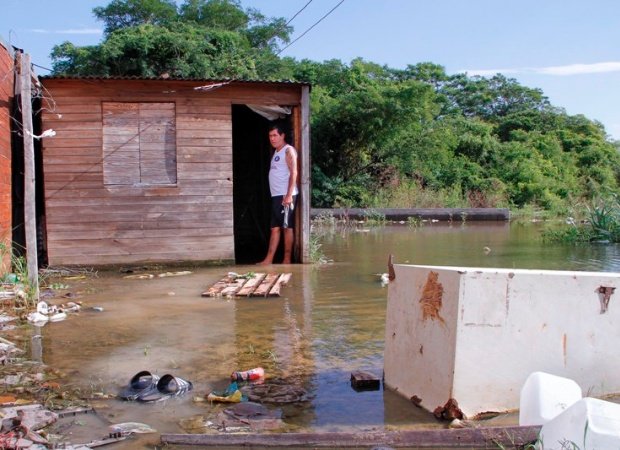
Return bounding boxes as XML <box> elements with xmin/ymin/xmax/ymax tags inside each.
<box><xmin>179</xmin><ymin>415</ymin><xmax>208</xmax><ymax>432</ymax></box>
<box><xmin>212</xmin><ymin>402</ymin><xmax>284</xmax><ymax>431</ymax></box>
<box><xmin>60</xmin><ymin>302</ymin><xmax>81</xmax><ymax>313</ymax></box>
<box><xmin>123</xmin><ymin>274</ymin><xmax>154</xmax><ymax>280</ymax></box>
<box><xmin>157</xmin><ymin>271</ymin><xmax>192</xmax><ymax>278</ymax></box>
<box><xmin>49</xmin><ymin>312</ymin><xmax>67</xmax><ymax>322</ymax></box>
<box><xmin>27</xmin><ymin>301</ymin><xmax>76</xmax><ymax>325</ymax></box>
<box><xmin>378</xmin><ymin>273</ymin><xmax>390</xmax><ymax>286</ymax></box>
<box><xmin>108</xmin><ymin>422</ymin><xmax>157</xmax><ymax>434</ymax></box>
<box><xmin>230</xmin><ymin>367</ymin><xmax>264</xmax><ymax>382</ymax></box>
<box><xmin>539</xmin><ymin>398</ymin><xmax>620</xmax><ymax>449</ymax></box>
<box><xmin>3</xmin><ymin>273</ymin><xmax>18</xmax><ymax>283</ymax></box>
<box><xmin>206</xmin><ymin>382</ymin><xmax>246</xmax><ymax>403</ymax></box>
<box><xmin>519</xmin><ymin>371</ymin><xmax>582</xmax><ymax>426</ymax></box>
<box><xmin>350</xmin><ymin>370</ymin><xmax>381</xmax><ymax>391</ymax></box>
<box><xmin>240</xmin><ymin>378</ymin><xmax>311</xmax><ymax>404</ymax></box>
<box><xmin>0</xmin><ymin>314</ymin><xmax>17</xmax><ymax>324</ymax></box>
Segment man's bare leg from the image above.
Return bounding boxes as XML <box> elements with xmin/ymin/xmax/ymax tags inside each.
<box><xmin>258</xmin><ymin>227</ymin><xmax>280</xmax><ymax>265</ymax></box>
<box><xmin>282</xmin><ymin>228</ymin><xmax>294</xmax><ymax>264</ymax></box>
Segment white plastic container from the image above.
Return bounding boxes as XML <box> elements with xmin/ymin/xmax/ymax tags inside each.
<box><xmin>538</xmin><ymin>397</ymin><xmax>620</xmax><ymax>450</ymax></box>
<box><xmin>519</xmin><ymin>371</ymin><xmax>582</xmax><ymax>426</ymax></box>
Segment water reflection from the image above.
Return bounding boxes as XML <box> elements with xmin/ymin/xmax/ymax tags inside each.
<box><xmin>36</xmin><ymin>222</ymin><xmax>620</xmax><ymax>443</ymax></box>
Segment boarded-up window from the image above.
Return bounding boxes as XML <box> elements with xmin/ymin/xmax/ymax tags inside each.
<box><xmin>103</xmin><ymin>102</ymin><xmax>177</xmax><ymax>185</ymax></box>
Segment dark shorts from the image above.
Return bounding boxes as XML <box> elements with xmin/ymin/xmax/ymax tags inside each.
<box><xmin>270</xmin><ymin>195</ymin><xmax>297</xmax><ymax>228</ymax></box>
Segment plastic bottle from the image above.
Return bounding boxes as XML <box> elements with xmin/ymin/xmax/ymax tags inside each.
<box><xmin>230</xmin><ymin>367</ymin><xmax>265</xmax><ymax>382</ymax></box>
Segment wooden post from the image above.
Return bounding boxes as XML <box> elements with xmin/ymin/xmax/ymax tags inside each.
<box><xmin>300</xmin><ymin>85</ymin><xmax>310</xmax><ymax>263</ymax></box>
<box><xmin>19</xmin><ymin>54</ymin><xmax>39</xmax><ymax>299</ymax></box>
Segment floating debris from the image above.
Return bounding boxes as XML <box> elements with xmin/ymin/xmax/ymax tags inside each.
<box><xmin>123</xmin><ymin>274</ymin><xmax>154</xmax><ymax>280</ymax></box>
<box><xmin>157</xmin><ymin>271</ymin><xmax>192</xmax><ymax>278</ymax></box>
<box><xmin>202</xmin><ymin>273</ymin><xmax>292</xmax><ymax>298</ymax></box>
<box><xmin>209</xmin><ymin>402</ymin><xmax>284</xmax><ymax>431</ymax></box>
<box><xmin>26</xmin><ymin>301</ymin><xmax>75</xmax><ymax>326</ymax></box>
<box><xmin>109</xmin><ymin>422</ymin><xmax>157</xmax><ymax>434</ymax></box>
<box><xmin>240</xmin><ymin>379</ymin><xmax>310</xmax><ymax>404</ymax></box>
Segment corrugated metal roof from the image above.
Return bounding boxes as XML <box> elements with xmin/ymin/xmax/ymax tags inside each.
<box><xmin>39</xmin><ymin>74</ymin><xmax>310</xmax><ymax>86</ymax></box>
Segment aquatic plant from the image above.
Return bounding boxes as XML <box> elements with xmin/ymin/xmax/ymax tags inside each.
<box><xmin>542</xmin><ymin>195</ymin><xmax>620</xmax><ymax>244</ymax></box>
<box><xmin>0</xmin><ymin>241</ymin><xmax>40</xmax><ymax>307</ymax></box>
<box><xmin>363</xmin><ymin>209</ymin><xmax>386</xmax><ymax>226</ymax></box>
<box><xmin>586</xmin><ymin>195</ymin><xmax>620</xmax><ymax>241</ymax></box>
<box><xmin>308</xmin><ymin>233</ymin><xmax>329</xmax><ymax>264</ymax></box>
<box><xmin>542</xmin><ymin>225</ymin><xmax>595</xmax><ymax>244</ymax></box>
<box><xmin>407</xmin><ymin>216</ymin><xmax>421</xmax><ymax>228</ymax></box>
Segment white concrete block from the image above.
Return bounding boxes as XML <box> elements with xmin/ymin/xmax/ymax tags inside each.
<box><xmin>384</xmin><ymin>265</ymin><xmax>620</xmax><ymax>418</ymax></box>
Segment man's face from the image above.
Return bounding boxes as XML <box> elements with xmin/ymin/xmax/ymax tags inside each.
<box><xmin>269</xmin><ymin>129</ymin><xmax>286</xmax><ymax>149</ymax></box>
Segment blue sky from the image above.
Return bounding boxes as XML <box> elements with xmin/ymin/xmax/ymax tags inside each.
<box><xmin>2</xmin><ymin>0</ymin><xmax>619</xmax><ymax>139</ymax></box>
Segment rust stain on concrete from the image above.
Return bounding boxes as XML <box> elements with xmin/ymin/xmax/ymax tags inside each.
<box><xmin>419</xmin><ymin>271</ymin><xmax>445</xmax><ymax>324</ymax></box>
<box><xmin>563</xmin><ymin>333</ymin><xmax>567</xmax><ymax>367</ymax></box>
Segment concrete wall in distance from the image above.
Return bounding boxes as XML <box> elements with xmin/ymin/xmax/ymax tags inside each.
<box><xmin>384</xmin><ymin>264</ymin><xmax>620</xmax><ymax>418</ymax></box>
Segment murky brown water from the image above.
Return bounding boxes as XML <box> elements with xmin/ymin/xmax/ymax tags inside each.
<box><xmin>31</xmin><ymin>222</ymin><xmax>620</xmax><ymax>447</ymax></box>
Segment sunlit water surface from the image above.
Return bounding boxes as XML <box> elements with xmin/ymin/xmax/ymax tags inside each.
<box><xmin>33</xmin><ymin>222</ymin><xmax>620</xmax><ymax>447</ymax></box>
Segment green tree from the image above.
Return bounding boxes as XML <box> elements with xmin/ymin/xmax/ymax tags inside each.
<box><xmin>52</xmin><ymin>0</ymin><xmax>291</xmax><ymax>78</ymax></box>
<box><xmin>93</xmin><ymin>0</ymin><xmax>178</xmax><ymax>34</ymax></box>
<box><xmin>441</xmin><ymin>73</ymin><xmax>549</xmax><ymax>119</ymax></box>
<box><xmin>53</xmin><ymin>23</ymin><xmax>258</xmax><ymax>78</ymax></box>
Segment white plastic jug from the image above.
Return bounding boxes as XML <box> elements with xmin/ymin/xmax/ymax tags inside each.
<box><xmin>519</xmin><ymin>371</ymin><xmax>582</xmax><ymax>426</ymax></box>
<box><xmin>538</xmin><ymin>397</ymin><xmax>620</xmax><ymax>450</ymax></box>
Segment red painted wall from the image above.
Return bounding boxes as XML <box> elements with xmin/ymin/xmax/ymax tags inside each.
<box><xmin>0</xmin><ymin>41</ymin><xmax>14</xmax><ymax>271</ymax></box>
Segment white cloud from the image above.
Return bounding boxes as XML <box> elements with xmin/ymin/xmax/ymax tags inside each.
<box><xmin>537</xmin><ymin>62</ymin><xmax>620</xmax><ymax>75</ymax></box>
<box><xmin>462</xmin><ymin>61</ymin><xmax>620</xmax><ymax>77</ymax></box>
<box><xmin>28</xmin><ymin>28</ymin><xmax>102</xmax><ymax>35</ymax></box>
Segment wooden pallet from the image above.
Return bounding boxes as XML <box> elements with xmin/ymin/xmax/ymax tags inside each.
<box><xmin>202</xmin><ymin>273</ymin><xmax>292</xmax><ymax>298</ymax></box>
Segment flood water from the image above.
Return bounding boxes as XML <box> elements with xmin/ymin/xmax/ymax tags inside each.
<box><xmin>33</xmin><ymin>221</ymin><xmax>620</xmax><ymax>447</ymax></box>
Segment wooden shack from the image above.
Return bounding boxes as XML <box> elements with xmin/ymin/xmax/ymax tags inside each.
<box><xmin>38</xmin><ymin>76</ymin><xmax>310</xmax><ymax>266</ymax></box>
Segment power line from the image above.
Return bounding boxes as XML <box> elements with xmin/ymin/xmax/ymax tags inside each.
<box><xmin>32</xmin><ymin>63</ymin><xmax>52</xmax><ymax>72</ymax></box>
<box><xmin>286</xmin><ymin>0</ymin><xmax>314</xmax><ymax>26</ymax></box>
<box><xmin>277</xmin><ymin>0</ymin><xmax>345</xmax><ymax>55</ymax></box>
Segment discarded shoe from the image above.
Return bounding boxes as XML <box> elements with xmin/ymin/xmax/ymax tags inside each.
<box><xmin>118</xmin><ymin>371</ymin><xmax>160</xmax><ymax>401</ymax></box>
<box><xmin>137</xmin><ymin>374</ymin><xmax>193</xmax><ymax>402</ymax></box>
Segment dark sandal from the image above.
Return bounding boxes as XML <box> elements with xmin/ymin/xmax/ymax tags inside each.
<box><xmin>118</xmin><ymin>371</ymin><xmax>160</xmax><ymax>401</ymax></box>
<box><xmin>137</xmin><ymin>374</ymin><xmax>193</xmax><ymax>402</ymax></box>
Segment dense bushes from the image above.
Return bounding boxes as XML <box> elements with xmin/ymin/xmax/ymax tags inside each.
<box><xmin>303</xmin><ymin>61</ymin><xmax>620</xmax><ymax>210</ymax></box>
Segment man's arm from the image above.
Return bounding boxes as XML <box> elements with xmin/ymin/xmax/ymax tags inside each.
<box><xmin>284</xmin><ymin>146</ymin><xmax>298</xmax><ymax>205</ymax></box>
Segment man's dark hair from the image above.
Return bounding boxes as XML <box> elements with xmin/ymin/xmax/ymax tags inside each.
<box><xmin>268</xmin><ymin>123</ymin><xmax>286</xmax><ymax>136</ymax></box>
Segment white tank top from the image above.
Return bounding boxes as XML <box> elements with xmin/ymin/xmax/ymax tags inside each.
<box><xmin>269</xmin><ymin>144</ymin><xmax>298</xmax><ymax>197</ymax></box>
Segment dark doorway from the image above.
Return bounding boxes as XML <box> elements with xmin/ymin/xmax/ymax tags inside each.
<box><xmin>231</xmin><ymin>105</ymin><xmax>272</xmax><ymax>263</ymax></box>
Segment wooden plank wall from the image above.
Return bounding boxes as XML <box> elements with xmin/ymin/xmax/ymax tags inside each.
<box><xmin>40</xmin><ymin>79</ymin><xmax>302</xmax><ymax>266</ymax></box>
<box><xmin>0</xmin><ymin>42</ymin><xmax>13</xmax><ymax>271</ymax></box>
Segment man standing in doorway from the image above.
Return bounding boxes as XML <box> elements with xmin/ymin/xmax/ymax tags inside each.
<box><xmin>259</xmin><ymin>124</ymin><xmax>298</xmax><ymax>265</ymax></box>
